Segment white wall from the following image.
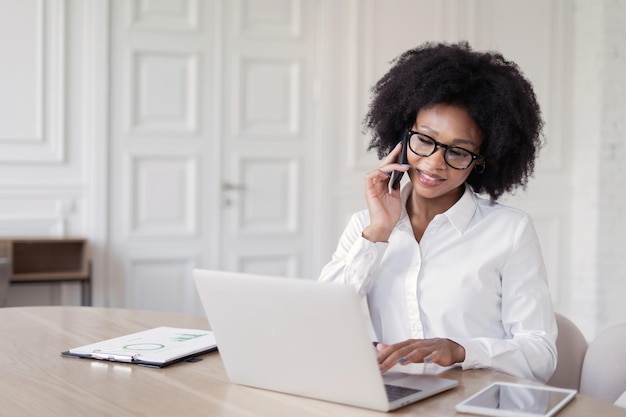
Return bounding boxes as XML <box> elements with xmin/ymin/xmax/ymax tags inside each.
<box><xmin>0</xmin><ymin>0</ymin><xmax>106</xmax><ymax>305</ymax></box>
<box><xmin>569</xmin><ymin>0</ymin><xmax>626</xmax><ymax>337</ymax></box>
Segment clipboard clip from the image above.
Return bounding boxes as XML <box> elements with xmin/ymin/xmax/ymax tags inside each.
<box><xmin>91</xmin><ymin>349</ymin><xmax>140</xmax><ymax>363</ymax></box>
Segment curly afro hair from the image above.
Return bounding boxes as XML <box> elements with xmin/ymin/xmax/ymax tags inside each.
<box><xmin>364</xmin><ymin>41</ymin><xmax>544</xmax><ymax>201</ymax></box>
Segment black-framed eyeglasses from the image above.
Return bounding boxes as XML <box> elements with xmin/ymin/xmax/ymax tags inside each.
<box><xmin>407</xmin><ymin>130</ymin><xmax>481</xmax><ymax>170</ymax></box>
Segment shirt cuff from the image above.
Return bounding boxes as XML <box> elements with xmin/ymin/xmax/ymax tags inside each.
<box><xmin>447</xmin><ymin>337</ymin><xmax>480</xmax><ymax>370</ymax></box>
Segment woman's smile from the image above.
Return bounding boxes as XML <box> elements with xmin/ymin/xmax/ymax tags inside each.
<box><xmin>415</xmin><ymin>168</ymin><xmax>445</xmax><ymax>186</ymax></box>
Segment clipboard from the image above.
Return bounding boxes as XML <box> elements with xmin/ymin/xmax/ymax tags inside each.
<box><xmin>61</xmin><ymin>326</ymin><xmax>218</xmax><ymax>368</ymax></box>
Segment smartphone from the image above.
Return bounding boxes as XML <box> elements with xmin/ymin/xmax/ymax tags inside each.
<box><xmin>389</xmin><ymin>131</ymin><xmax>409</xmax><ymax>191</ymax></box>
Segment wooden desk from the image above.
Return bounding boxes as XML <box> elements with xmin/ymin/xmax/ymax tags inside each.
<box><xmin>1</xmin><ymin>307</ymin><xmax>623</xmax><ymax>417</ymax></box>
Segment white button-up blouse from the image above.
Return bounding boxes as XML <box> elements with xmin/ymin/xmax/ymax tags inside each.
<box><xmin>319</xmin><ymin>184</ymin><xmax>558</xmax><ymax>382</ymax></box>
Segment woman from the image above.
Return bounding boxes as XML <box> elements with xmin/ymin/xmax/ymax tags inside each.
<box><xmin>319</xmin><ymin>41</ymin><xmax>557</xmax><ymax>382</ymax></box>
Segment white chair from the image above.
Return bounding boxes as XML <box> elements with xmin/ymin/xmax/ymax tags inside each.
<box><xmin>615</xmin><ymin>390</ymin><xmax>626</xmax><ymax>409</ymax></box>
<box><xmin>547</xmin><ymin>313</ymin><xmax>588</xmax><ymax>390</ymax></box>
<box><xmin>579</xmin><ymin>322</ymin><xmax>626</xmax><ymax>404</ymax></box>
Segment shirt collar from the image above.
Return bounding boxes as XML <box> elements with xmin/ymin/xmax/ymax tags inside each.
<box><xmin>401</xmin><ymin>183</ymin><xmax>478</xmax><ymax>235</ymax></box>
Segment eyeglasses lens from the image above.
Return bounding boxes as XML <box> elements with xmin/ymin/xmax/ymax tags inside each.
<box><xmin>408</xmin><ymin>133</ymin><xmax>473</xmax><ymax>170</ymax></box>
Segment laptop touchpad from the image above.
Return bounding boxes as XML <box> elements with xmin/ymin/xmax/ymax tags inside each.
<box><xmin>383</xmin><ymin>372</ymin><xmax>443</xmax><ymax>389</ymax></box>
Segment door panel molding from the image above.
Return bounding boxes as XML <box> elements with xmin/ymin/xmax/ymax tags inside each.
<box><xmin>0</xmin><ymin>0</ymin><xmax>65</xmax><ymax>162</ymax></box>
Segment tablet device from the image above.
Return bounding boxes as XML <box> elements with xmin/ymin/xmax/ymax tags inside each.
<box><xmin>455</xmin><ymin>382</ymin><xmax>577</xmax><ymax>417</ymax></box>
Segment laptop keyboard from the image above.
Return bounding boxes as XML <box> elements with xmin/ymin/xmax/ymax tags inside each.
<box><xmin>384</xmin><ymin>384</ymin><xmax>422</xmax><ymax>401</ymax></box>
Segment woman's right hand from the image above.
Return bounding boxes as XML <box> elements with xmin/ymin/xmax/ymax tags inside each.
<box><xmin>362</xmin><ymin>143</ymin><xmax>411</xmax><ymax>243</ymax></box>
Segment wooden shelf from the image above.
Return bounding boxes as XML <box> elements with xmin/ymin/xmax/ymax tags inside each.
<box><xmin>0</xmin><ymin>238</ymin><xmax>91</xmax><ymax>305</ymax></box>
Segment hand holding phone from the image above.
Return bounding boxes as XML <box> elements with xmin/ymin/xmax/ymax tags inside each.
<box><xmin>363</xmin><ymin>132</ymin><xmax>410</xmax><ymax>242</ymax></box>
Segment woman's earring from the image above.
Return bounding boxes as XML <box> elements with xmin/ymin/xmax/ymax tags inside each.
<box><xmin>474</xmin><ymin>161</ymin><xmax>486</xmax><ymax>173</ymax></box>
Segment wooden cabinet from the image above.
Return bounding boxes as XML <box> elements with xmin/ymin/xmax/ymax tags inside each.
<box><xmin>0</xmin><ymin>238</ymin><xmax>91</xmax><ymax>305</ymax></box>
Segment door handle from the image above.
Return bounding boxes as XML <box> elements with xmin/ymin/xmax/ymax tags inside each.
<box><xmin>222</xmin><ymin>182</ymin><xmax>246</xmax><ymax>191</ymax></box>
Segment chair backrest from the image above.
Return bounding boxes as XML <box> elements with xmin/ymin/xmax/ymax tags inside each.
<box><xmin>0</xmin><ymin>258</ymin><xmax>10</xmax><ymax>307</ymax></box>
<box><xmin>546</xmin><ymin>313</ymin><xmax>588</xmax><ymax>390</ymax></box>
<box><xmin>580</xmin><ymin>322</ymin><xmax>626</xmax><ymax>404</ymax></box>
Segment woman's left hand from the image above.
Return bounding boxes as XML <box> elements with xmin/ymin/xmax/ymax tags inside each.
<box><xmin>376</xmin><ymin>338</ymin><xmax>466</xmax><ymax>373</ymax></box>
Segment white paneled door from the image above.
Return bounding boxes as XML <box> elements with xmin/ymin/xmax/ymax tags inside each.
<box><xmin>219</xmin><ymin>0</ymin><xmax>323</xmax><ymax>277</ymax></box>
<box><xmin>108</xmin><ymin>0</ymin><xmax>327</xmax><ymax>314</ymax></box>
<box><xmin>109</xmin><ymin>0</ymin><xmax>207</xmax><ymax>314</ymax></box>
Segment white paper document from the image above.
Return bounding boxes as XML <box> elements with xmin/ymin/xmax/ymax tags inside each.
<box><xmin>63</xmin><ymin>327</ymin><xmax>217</xmax><ymax>367</ymax></box>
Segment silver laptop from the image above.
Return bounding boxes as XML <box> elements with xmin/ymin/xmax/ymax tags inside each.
<box><xmin>193</xmin><ymin>269</ymin><xmax>458</xmax><ymax>412</ymax></box>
